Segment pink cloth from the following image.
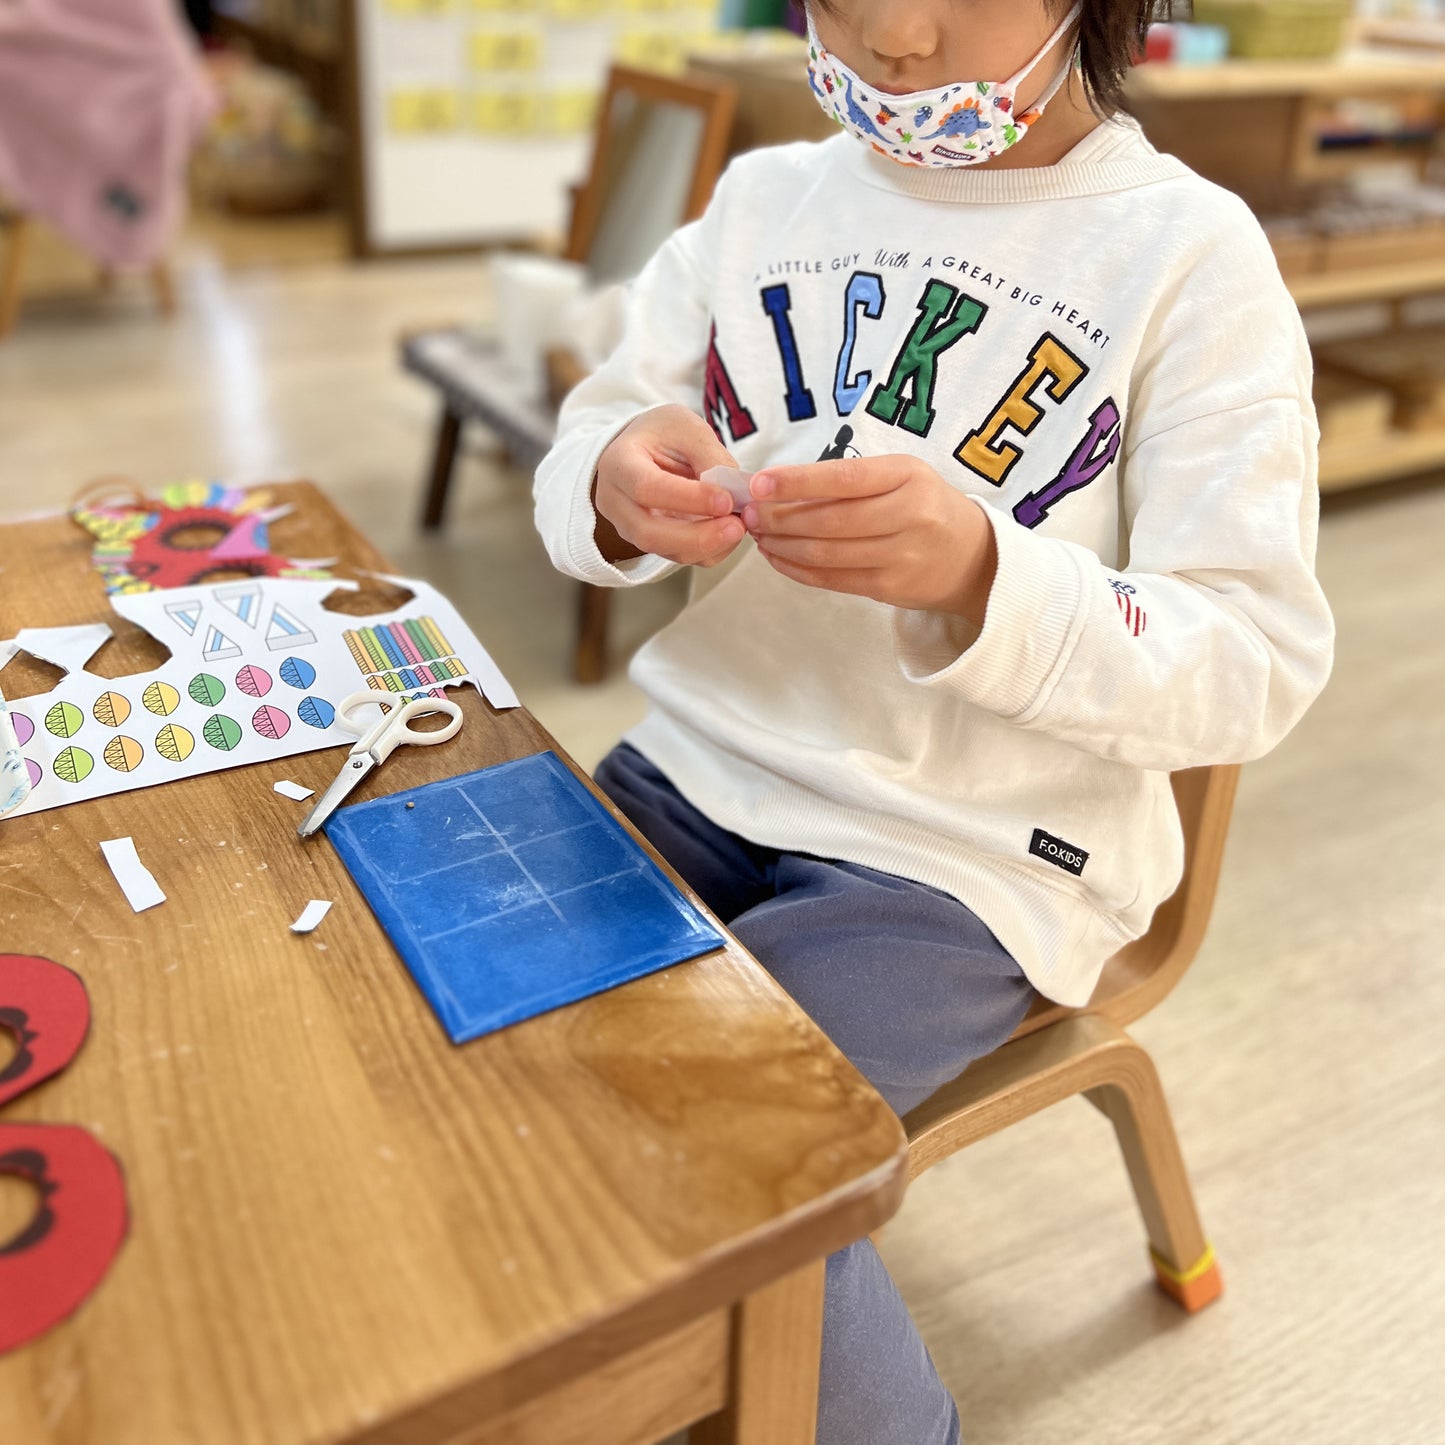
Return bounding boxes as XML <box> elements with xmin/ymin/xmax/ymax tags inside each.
<box><xmin>0</xmin><ymin>0</ymin><xmax>216</xmax><ymax>267</ymax></box>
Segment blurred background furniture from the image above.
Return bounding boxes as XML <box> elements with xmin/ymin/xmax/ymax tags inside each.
<box><xmin>0</xmin><ymin>208</ymin><xmax>176</xmax><ymax>339</ymax></box>
<box><xmin>1125</xmin><ymin>45</ymin><xmax>1445</xmax><ymax>493</ymax></box>
<box><xmin>402</xmin><ymin>62</ymin><xmax>737</xmax><ymax>684</ymax></box>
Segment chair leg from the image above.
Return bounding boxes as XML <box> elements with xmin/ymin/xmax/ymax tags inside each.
<box><xmin>151</xmin><ymin>260</ymin><xmax>177</xmax><ymax>316</ymax></box>
<box><xmin>573</xmin><ymin>583</ymin><xmax>610</xmax><ymax>685</ymax></box>
<box><xmin>0</xmin><ymin>214</ymin><xmax>31</xmax><ymax>339</ymax></box>
<box><xmin>420</xmin><ymin>406</ymin><xmax>463</xmax><ymax>530</ymax></box>
<box><xmin>1082</xmin><ymin>1039</ymin><xmax>1223</xmax><ymax>1313</ymax></box>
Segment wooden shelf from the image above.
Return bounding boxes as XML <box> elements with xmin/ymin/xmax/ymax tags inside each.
<box><xmin>1319</xmin><ymin>427</ymin><xmax>1445</xmax><ymax>491</ymax></box>
<box><xmin>1289</xmin><ymin>257</ymin><xmax>1445</xmax><ymax>310</ymax></box>
<box><xmin>1125</xmin><ymin>54</ymin><xmax>1445</xmax><ymax>101</ymax></box>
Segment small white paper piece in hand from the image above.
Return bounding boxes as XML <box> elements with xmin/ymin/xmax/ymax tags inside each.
<box><xmin>290</xmin><ymin>899</ymin><xmax>332</xmax><ymax>934</ymax></box>
<box><xmin>273</xmin><ymin>779</ymin><xmax>314</xmax><ymax>801</ymax></box>
<box><xmin>99</xmin><ymin>837</ymin><xmax>166</xmax><ymax>913</ymax></box>
<box><xmin>699</xmin><ymin>464</ymin><xmax>755</xmax><ymax>514</ymax></box>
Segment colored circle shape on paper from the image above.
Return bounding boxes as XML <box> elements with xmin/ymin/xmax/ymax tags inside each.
<box><xmin>279</xmin><ymin>657</ymin><xmax>316</xmax><ymax>690</ymax></box>
<box><xmin>252</xmin><ymin>704</ymin><xmax>290</xmax><ymax>741</ymax></box>
<box><xmin>155</xmin><ymin>723</ymin><xmax>195</xmax><ymax>763</ymax></box>
<box><xmin>44</xmin><ymin>701</ymin><xmax>84</xmax><ymax>739</ymax></box>
<box><xmin>142</xmin><ymin>681</ymin><xmax>181</xmax><ymax>717</ymax></box>
<box><xmin>103</xmin><ymin>736</ymin><xmax>144</xmax><ymax>773</ymax></box>
<box><xmin>235</xmin><ymin>665</ymin><xmax>272</xmax><ymax>699</ymax></box>
<box><xmin>25</xmin><ymin>758</ymin><xmax>41</xmax><ymax>789</ymax></box>
<box><xmin>188</xmin><ymin>673</ymin><xmax>226</xmax><ymax>708</ymax></box>
<box><xmin>92</xmin><ymin>691</ymin><xmax>131</xmax><ymax>728</ymax></box>
<box><xmin>53</xmin><ymin>746</ymin><xmax>93</xmax><ymax>784</ymax></box>
<box><xmin>202</xmin><ymin>713</ymin><xmax>243</xmax><ymax>752</ymax></box>
<box><xmin>10</xmin><ymin>711</ymin><xmax>34</xmax><ymax>747</ymax></box>
<box><xmin>297</xmin><ymin>695</ymin><xmax>335</xmax><ymax>729</ymax></box>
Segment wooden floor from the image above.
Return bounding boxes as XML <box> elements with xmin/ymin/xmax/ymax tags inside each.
<box><xmin>2</xmin><ymin>213</ymin><xmax>1443</xmax><ymax>1445</ymax></box>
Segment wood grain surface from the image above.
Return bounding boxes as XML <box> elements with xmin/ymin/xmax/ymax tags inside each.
<box><xmin>0</xmin><ymin>484</ymin><xmax>907</xmax><ymax>1445</ymax></box>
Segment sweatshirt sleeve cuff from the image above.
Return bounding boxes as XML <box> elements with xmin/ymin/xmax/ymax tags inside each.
<box><xmin>892</xmin><ymin>493</ymin><xmax>1085</xmax><ymax>719</ymax></box>
<box><xmin>559</xmin><ymin>414</ymin><xmax>682</xmax><ymax>588</ymax></box>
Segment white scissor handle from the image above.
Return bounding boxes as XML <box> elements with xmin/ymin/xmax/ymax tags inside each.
<box><xmin>336</xmin><ymin>690</ymin><xmax>463</xmax><ymax>764</ymax></box>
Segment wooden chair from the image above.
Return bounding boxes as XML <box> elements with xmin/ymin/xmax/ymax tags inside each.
<box><xmin>0</xmin><ymin>207</ymin><xmax>176</xmax><ymax>340</ymax></box>
<box><xmin>901</xmin><ymin>763</ymin><xmax>1241</xmax><ymax>1314</ymax></box>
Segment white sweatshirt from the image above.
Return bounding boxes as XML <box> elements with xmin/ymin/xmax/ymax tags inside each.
<box><xmin>533</xmin><ymin>116</ymin><xmax>1335</xmax><ymax>1007</ymax></box>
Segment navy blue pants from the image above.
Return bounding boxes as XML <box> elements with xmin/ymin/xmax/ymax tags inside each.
<box><xmin>593</xmin><ymin>742</ymin><xmax>1040</xmax><ymax>1445</ymax></box>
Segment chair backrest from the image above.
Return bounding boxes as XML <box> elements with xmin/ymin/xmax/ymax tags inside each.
<box><xmin>563</xmin><ymin>64</ymin><xmax>736</xmax><ymax>283</ymax></box>
<box><xmin>1006</xmin><ymin>763</ymin><xmax>1242</xmax><ymax>1042</ymax></box>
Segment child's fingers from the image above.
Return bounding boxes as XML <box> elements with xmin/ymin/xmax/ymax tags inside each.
<box><xmin>627</xmin><ymin>465</ymin><xmax>732</xmax><ymax>518</ymax></box>
<box><xmin>744</xmin><ymin>491</ymin><xmax>901</xmax><ymax>540</ymax></box>
<box><xmin>755</xmin><ymin>533</ymin><xmax>897</xmax><ymax>570</ymax></box>
<box><xmin>750</xmin><ymin>454</ymin><xmax>910</xmax><ymax>504</ymax></box>
<box><xmin>612</xmin><ymin>494</ymin><xmax>745</xmax><ymax>564</ymax></box>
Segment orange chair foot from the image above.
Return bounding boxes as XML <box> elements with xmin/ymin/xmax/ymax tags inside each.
<box><xmin>1150</xmin><ymin>1242</ymin><xmax>1223</xmax><ymax>1313</ymax></box>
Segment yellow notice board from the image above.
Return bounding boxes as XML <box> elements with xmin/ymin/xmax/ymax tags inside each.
<box><xmin>354</xmin><ymin>0</ymin><xmax>723</xmax><ymax>251</ymax></box>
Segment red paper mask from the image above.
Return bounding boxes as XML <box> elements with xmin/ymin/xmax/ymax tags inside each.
<box><xmin>71</xmin><ymin>480</ymin><xmax>331</xmax><ymax>594</ymax></box>
<box><xmin>0</xmin><ymin>954</ymin><xmax>128</xmax><ymax>1355</ymax></box>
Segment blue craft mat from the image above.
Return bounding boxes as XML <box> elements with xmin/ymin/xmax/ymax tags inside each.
<box><xmin>323</xmin><ymin>750</ymin><xmax>725</xmax><ymax>1043</ymax></box>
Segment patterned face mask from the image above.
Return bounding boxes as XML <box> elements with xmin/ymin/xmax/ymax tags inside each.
<box><xmin>805</xmin><ymin>2</ymin><xmax>1082</xmax><ymax>168</ymax></box>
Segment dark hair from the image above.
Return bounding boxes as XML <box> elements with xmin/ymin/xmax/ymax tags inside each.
<box><xmin>792</xmin><ymin>0</ymin><xmax>1157</xmax><ymax>117</ymax></box>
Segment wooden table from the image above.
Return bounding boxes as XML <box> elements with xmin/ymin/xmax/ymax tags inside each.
<box><xmin>0</xmin><ymin>484</ymin><xmax>907</xmax><ymax>1445</ymax></box>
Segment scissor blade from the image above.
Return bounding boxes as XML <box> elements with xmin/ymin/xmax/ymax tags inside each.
<box><xmin>297</xmin><ymin>752</ymin><xmax>377</xmax><ymax>838</ymax></box>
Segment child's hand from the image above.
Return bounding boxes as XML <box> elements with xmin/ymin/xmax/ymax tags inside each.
<box><xmin>592</xmin><ymin>405</ymin><xmax>749</xmax><ymax>568</ymax></box>
<box><xmin>742</xmin><ymin>455</ymin><xmax>998</xmax><ymax>624</ymax></box>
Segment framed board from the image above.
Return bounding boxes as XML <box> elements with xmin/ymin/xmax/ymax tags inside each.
<box><xmin>342</xmin><ymin>0</ymin><xmax>722</xmax><ymax>257</ymax></box>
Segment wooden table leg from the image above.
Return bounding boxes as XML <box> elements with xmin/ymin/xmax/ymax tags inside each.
<box><xmin>421</xmin><ymin>406</ymin><xmax>464</xmax><ymax>530</ymax></box>
<box><xmin>0</xmin><ymin>213</ymin><xmax>31</xmax><ymax>339</ymax></box>
<box><xmin>691</xmin><ymin>1261</ymin><xmax>826</xmax><ymax>1445</ymax></box>
<box><xmin>573</xmin><ymin>582</ymin><xmax>611</xmax><ymax>685</ymax></box>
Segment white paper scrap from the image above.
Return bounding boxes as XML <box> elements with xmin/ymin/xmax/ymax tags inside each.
<box><xmin>699</xmin><ymin>464</ymin><xmax>755</xmax><ymax>513</ymax></box>
<box><xmin>99</xmin><ymin>837</ymin><xmax>166</xmax><ymax>913</ymax></box>
<box><xmin>273</xmin><ymin>779</ymin><xmax>314</xmax><ymax>801</ymax></box>
<box><xmin>290</xmin><ymin>899</ymin><xmax>332</xmax><ymax>934</ymax></box>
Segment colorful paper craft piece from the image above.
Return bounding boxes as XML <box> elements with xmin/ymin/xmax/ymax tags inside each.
<box><xmin>0</xmin><ymin>954</ymin><xmax>90</xmax><ymax>1107</ymax></box>
<box><xmin>236</xmin><ymin>665</ymin><xmax>271</xmax><ymax>698</ymax></box>
<box><xmin>297</xmin><ymin>696</ymin><xmax>335</xmax><ymax>729</ymax></box>
<box><xmin>71</xmin><ymin>482</ymin><xmax>333</xmax><ymax>595</ymax></box>
<box><xmin>188</xmin><ymin>674</ymin><xmax>225</xmax><ymax>707</ymax></box>
<box><xmin>202</xmin><ymin>714</ymin><xmax>243</xmax><ymax>751</ymax></box>
<box><xmin>202</xmin><ymin>624</ymin><xmax>241</xmax><ymax>662</ymax></box>
<box><xmin>0</xmin><ymin>574</ymin><xmax>518</xmax><ymax>819</ymax></box>
<box><xmin>323</xmin><ymin>751</ymin><xmax>725</xmax><ymax>1043</ymax></box>
<box><xmin>164</xmin><ymin>599</ymin><xmax>201</xmax><ymax>637</ymax></box>
<box><xmin>279</xmin><ymin>657</ymin><xmax>315</xmax><ymax>690</ymax></box>
<box><xmin>216</xmin><ymin>583</ymin><xmax>262</xmax><ymax>628</ymax></box>
<box><xmin>0</xmin><ymin>690</ymin><xmax>29</xmax><ymax>816</ymax></box>
<box><xmin>252</xmin><ymin>705</ymin><xmax>289</xmax><ymax>741</ymax></box>
<box><xmin>0</xmin><ymin>954</ymin><xmax>129</xmax><ymax>1356</ymax></box>
<box><xmin>265</xmin><ymin>603</ymin><xmax>316</xmax><ymax>651</ymax></box>
<box><xmin>93</xmin><ymin>691</ymin><xmax>131</xmax><ymax>728</ymax></box>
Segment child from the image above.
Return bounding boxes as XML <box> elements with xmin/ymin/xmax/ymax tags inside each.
<box><xmin>534</xmin><ymin>1</ymin><xmax>1335</xmax><ymax>1439</ymax></box>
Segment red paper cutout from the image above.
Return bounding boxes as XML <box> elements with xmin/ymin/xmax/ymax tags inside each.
<box><xmin>0</xmin><ymin>954</ymin><xmax>128</xmax><ymax>1355</ymax></box>
<box><xmin>0</xmin><ymin>953</ymin><xmax>91</xmax><ymax>1107</ymax></box>
<box><xmin>0</xmin><ymin>1124</ymin><xmax>128</xmax><ymax>1353</ymax></box>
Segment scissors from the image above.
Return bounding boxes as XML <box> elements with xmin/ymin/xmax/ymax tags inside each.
<box><xmin>297</xmin><ymin>690</ymin><xmax>463</xmax><ymax>838</ymax></box>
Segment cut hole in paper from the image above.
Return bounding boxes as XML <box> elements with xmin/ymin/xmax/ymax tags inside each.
<box><xmin>0</xmin><ymin>653</ymin><xmax>66</xmax><ymax>702</ymax></box>
<box><xmin>84</xmin><ymin>631</ymin><xmax>173</xmax><ymax>681</ymax></box>
<box><xmin>163</xmin><ymin>522</ymin><xmax>229</xmax><ymax>552</ymax></box>
<box><xmin>321</xmin><ymin>580</ymin><xmax>416</xmax><ymax>619</ymax></box>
